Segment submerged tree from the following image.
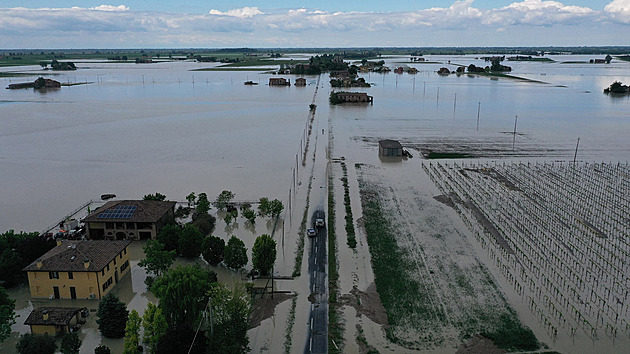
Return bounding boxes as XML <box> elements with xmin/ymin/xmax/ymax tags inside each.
<box><xmin>96</xmin><ymin>293</ymin><xmax>128</xmax><ymax>339</ymax></box>
<box><xmin>224</xmin><ymin>236</ymin><xmax>248</xmax><ymax>270</ymax></box>
<box><xmin>202</xmin><ymin>235</ymin><xmax>225</xmax><ymax>266</ymax></box>
<box><xmin>151</xmin><ymin>264</ymin><xmax>217</xmax><ymax>328</ymax></box>
<box><xmin>123</xmin><ymin>310</ymin><xmax>142</xmax><ymax>354</ymax></box>
<box><xmin>252</xmin><ymin>234</ymin><xmax>276</xmax><ymax>276</ymax></box>
<box><xmin>0</xmin><ymin>285</ymin><xmax>16</xmax><ymax>343</ymax></box>
<box><xmin>142</xmin><ymin>302</ymin><xmax>168</xmax><ymax>354</ymax></box>
<box><xmin>139</xmin><ymin>240</ymin><xmax>175</xmax><ymax>277</ymax></box>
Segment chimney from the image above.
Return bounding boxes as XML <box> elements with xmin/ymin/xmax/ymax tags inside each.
<box><xmin>83</xmin><ymin>259</ymin><xmax>90</xmax><ymax>269</ymax></box>
<box><xmin>56</xmin><ymin>239</ymin><xmax>62</xmax><ymax>246</ymax></box>
<box><xmin>36</xmin><ymin>259</ymin><xmax>43</xmax><ymax>268</ymax></box>
<box><xmin>42</xmin><ymin>309</ymin><xmax>49</xmax><ymax>321</ymax></box>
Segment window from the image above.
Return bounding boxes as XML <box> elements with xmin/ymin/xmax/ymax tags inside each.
<box><xmin>107</xmin><ymin>264</ymin><xmax>110</xmax><ymax>272</ymax></box>
<box><xmin>102</xmin><ymin>277</ymin><xmax>113</xmax><ymax>291</ymax></box>
<box><xmin>49</xmin><ymin>271</ymin><xmax>59</xmax><ymax>279</ymax></box>
<box><xmin>36</xmin><ymin>286</ymin><xmax>41</xmax><ymax>293</ymax></box>
<box><xmin>101</xmin><ymin>269</ymin><xmax>105</xmax><ymax>276</ymax></box>
<box><xmin>68</xmin><ymin>272</ymin><xmax>74</xmax><ymax>280</ymax></box>
<box><xmin>113</xmin><ymin>258</ymin><xmax>116</xmax><ymax>265</ymax></box>
<box><xmin>121</xmin><ymin>260</ymin><xmax>129</xmax><ymax>272</ymax></box>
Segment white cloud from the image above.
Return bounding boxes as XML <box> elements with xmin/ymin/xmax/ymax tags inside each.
<box><xmin>605</xmin><ymin>0</ymin><xmax>630</xmax><ymax>23</ymax></box>
<box><xmin>89</xmin><ymin>5</ymin><xmax>129</xmax><ymax>12</ymax></box>
<box><xmin>209</xmin><ymin>7</ymin><xmax>263</xmax><ymax>18</ymax></box>
<box><xmin>0</xmin><ymin>1</ymin><xmax>629</xmax><ymax>48</ymax></box>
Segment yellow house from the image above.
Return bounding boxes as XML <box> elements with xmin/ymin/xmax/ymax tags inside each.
<box><xmin>24</xmin><ymin>307</ymin><xmax>86</xmax><ymax>336</ymax></box>
<box><xmin>23</xmin><ymin>240</ymin><xmax>132</xmax><ymax>299</ymax></box>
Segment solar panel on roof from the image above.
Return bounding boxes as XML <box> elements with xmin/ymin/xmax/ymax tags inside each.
<box><xmin>98</xmin><ymin>205</ymin><xmax>137</xmax><ymax>219</ymax></box>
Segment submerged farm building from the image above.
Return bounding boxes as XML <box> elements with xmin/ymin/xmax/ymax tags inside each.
<box><xmin>23</xmin><ymin>240</ymin><xmax>131</xmax><ymax>299</ymax></box>
<box><xmin>24</xmin><ymin>307</ymin><xmax>87</xmax><ymax>336</ymax></box>
<box><xmin>295</xmin><ymin>78</ymin><xmax>307</xmax><ymax>86</ymax></box>
<box><xmin>379</xmin><ymin>140</ymin><xmax>403</xmax><ymax>156</ymax></box>
<box><xmin>336</xmin><ymin>92</ymin><xmax>373</xmax><ymax>104</ymax></box>
<box><xmin>83</xmin><ymin>200</ymin><xmax>176</xmax><ymax>240</ymax></box>
<box><xmin>269</xmin><ymin>77</ymin><xmax>290</xmax><ymax>86</ymax></box>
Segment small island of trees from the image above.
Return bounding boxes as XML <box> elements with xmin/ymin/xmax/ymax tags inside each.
<box><xmin>604</xmin><ymin>81</ymin><xmax>630</xmax><ymax>95</ymax></box>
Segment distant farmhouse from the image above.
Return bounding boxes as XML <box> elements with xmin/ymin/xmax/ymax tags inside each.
<box><xmin>269</xmin><ymin>77</ymin><xmax>290</xmax><ymax>86</ymax></box>
<box><xmin>83</xmin><ymin>200</ymin><xmax>176</xmax><ymax>240</ymax></box>
<box><xmin>7</xmin><ymin>78</ymin><xmax>61</xmax><ymax>90</ymax></box>
<box><xmin>23</xmin><ymin>240</ymin><xmax>131</xmax><ymax>300</ymax></box>
<box><xmin>336</xmin><ymin>92</ymin><xmax>373</xmax><ymax>103</ymax></box>
<box><xmin>295</xmin><ymin>78</ymin><xmax>307</xmax><ymax>86</ymax></box>
<box><xmin>379</xmin><ymin>140</ymin><xmax>403</xmax><ymax>157</ymax></box>
<box><xmin>24</xmin><ymin>307</ymin><xmax>87</xmax><ymax>336</ymax></box>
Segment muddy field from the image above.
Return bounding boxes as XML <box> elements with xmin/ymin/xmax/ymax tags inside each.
<box><xmin>427</xmin><ymin>161</ymin><xmax>630</xmax><ymax>352</ymax></box>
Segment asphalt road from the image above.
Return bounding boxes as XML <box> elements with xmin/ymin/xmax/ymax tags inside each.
<box><xmin>305</xmin><ymin>212</ymin><xmax>328</xmax><ymax>353</ymax></box>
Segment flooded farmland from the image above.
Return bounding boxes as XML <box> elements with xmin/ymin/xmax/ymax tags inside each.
<box><xmin>1</xmin><ymin>54</ymin><xmax>630</xmax><ymax>353</ymax></box>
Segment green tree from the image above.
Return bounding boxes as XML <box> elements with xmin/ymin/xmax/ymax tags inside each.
<box><xmin>157</xmin><ymin>224</ymin><xmax>182</xmax><ymax>253</ymax></box>
<box><xmin>0</xmin><ymin>230</ymin><xmax>54</xmax><ymax>287</ymax></box>
<box><xmin>60</xmin><ymin>332</ymin><xmax>81</xmax><ymax>354</ymax></box>
<box><xmin>94</xmin><ymin>345</ymin><xmax>111</xmax><ymax>354</ymax></box>
<box><xmin>196</xmin><ymin>193</ymin><xmax>211</xmax><ymax>215</ymax></box>
<box><xmin>242</xmin><ymin>208</ymin><xmax>256</xmax><ymax>224</ymax></box>
<box><xmin>202</xmin><ymin>235</ymin><xmax>225</xmax><ymax>266</ymax></box>
<box><xmin>151</xmin><ymin>264</ymin><xmax>217</xmax><ymax>328</ymax></box>
<box><xmin>143</xmin><ymin>192</ymin><xmax>167</xmax><ymax>201</ymax></box>
<box><xmin>139</xmin><ymin>240</ymin><xmax>175</xmax><ymax>277</ymax></box>
<box><xmin>191</xmin><ymin>213</ymin><xmax>216</xmax><ymax>236</ymax></box>
<box><xmin>257</xmin><ymin>197</ymin><xmax>270</xmax><ymax>217</ymax></box>
<box><xmin>155</xmin><ymin>324</ymin><xmax>206</xmax><ymax>354</ymax></box>
<box><xmin>216</xmin><ymin>190</ymin><xmax>235</xmax><ymax>210</ymax></box>
<box><xmin>96</xmin><ymin>293</ymin><xmax>129</xmax><ymax>338</ymax></box>
<box><xmin>186</xmin><ymin>192</ymin><xmax>196</xmax><ymax>207</ymax></box>
<box><xmin>142</xmin><ymin>302</ymin><xmax>168</xmax><ymax>354</ymax></box>
<box><xmin>123</xmin><ymin>309</ymin><xmax>142</xmax><ymax>354</ymax></box>
<box><xmin>178</xmin><ymin>224</ymin><xmax>203</xmax><ymax>258</ymax></box>
<box><xmin>34</xmin><ymin>77</ymin><xmax>46</xmax><ymax>89</ymax></box>
<box><xmin>207</xmin><ymin>283</ymin><xmax>250</xmax><ymax>354</ymax></box>
<box><xmin>252</xmin><ymin>234</ymin><xmax>277</xmax><ymax>276</ymax></box>
<box><xmin>224</xmin><ymin>236</ymin><xmax>248</xmax><ymax>269</ymax></box>
<box><xmin>16</xmin><ymin>333</ymin><xmax>56</xmax><ymax>354</ymax></box>
<box><xmin>0</xmin><ymin>286</ymin><xmax>16</xmax><ymax>343</ymax></box>
<box><xmin>269</xmin><ymin>199</ymin><xmax>284</xmax><ymax>218</ymax></box>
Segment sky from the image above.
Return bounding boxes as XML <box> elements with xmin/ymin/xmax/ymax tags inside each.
<box><xmin>0</xmin><ymin>0</ymin><xmax>629</xmax><ymax>48</ymax></box>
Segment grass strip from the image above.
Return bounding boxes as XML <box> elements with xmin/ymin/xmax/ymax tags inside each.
<box><xmin>481</xmin><ymin>312</ymin><xmax>540</xmax><ymax>352</ymax></box>
<box><xmin>340</xmin><ymin>162</ymin><xmax>356</xmax><ymax>248</ymax></box>
<box><xmin>328</xmin><ymin>165</ymin><xmax>344</xmax><ymax>353</ymax></box>
<box><xmin>283</xmin><ymin>295</ymin><xmax>298</xmax><ymax>354</ymax></box>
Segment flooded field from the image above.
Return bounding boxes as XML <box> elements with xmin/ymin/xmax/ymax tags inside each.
<box><xmin>1</xmin><ymin>53</ymin><xmax>630</xmax><ymax>353</ymax></box>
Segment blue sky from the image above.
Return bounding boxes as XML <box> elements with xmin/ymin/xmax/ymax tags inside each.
<box><xmin>0</xmin><ymin>1</ymin><xmax>629</xmax><ymax>48</ymax></box>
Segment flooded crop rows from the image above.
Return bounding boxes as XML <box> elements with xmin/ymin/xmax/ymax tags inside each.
<box><xmin>426</xmin><ymin>161</ymin><xmax>630</xmax><ymax>348</ymax></box>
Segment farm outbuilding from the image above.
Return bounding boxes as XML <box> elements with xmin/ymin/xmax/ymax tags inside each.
<box><xmin>379</xmin><ymin>140</ymin><xmax>403</xmax><ymax>156</ymax></box>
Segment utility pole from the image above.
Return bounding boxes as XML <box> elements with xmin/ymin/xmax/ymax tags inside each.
<box><xmin>476</xmin><ymin>102</ymin><xmax>481</xmax><ymax>131</ymax></box>
<box><xmin>512</xmin><ymin>115</ymin><xmax>518</xmax><ymax>151</ymax></box>
<box><xmin>573</xmin><ymin>137</ymin><xmax>581</xmax><ymax>163</ymax></box>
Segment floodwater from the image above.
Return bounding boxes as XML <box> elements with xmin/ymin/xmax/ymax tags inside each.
<box><xmin>1</xmin><ymin>54</ymin><xmax>630</xmax><ymax>353</ymax></box>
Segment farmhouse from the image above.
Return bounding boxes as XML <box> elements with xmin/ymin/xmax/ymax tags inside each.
<box><xmin>295</xmin><ymin>78</ymin><xmax>307</xmax><ymax>86</ymax></box>
<box><xmin>24</xmin><ymin>307</ymin><xmax>87</xmax><ymax>336</ymax></box>
<box><xmin>7</xmin><ymin>78</ymin><xmax>61</xmax><ymax>89</ymax></box>
<box><xmin>379</xmin><ymin>139</ymin><xmax>403</xmax><ymax>157</ymax></box>
<box><xmin>269</xmin><ymin>77</ymin><xmax>290</xmax><ymax>86</ymax></box>
<box><xmin>336</xmin><ymin>92</ymin><xmax>373</xmax><ymax>103</ymax></box>
<box><xmin>23</xmin><ymin>240</ymin><xmax>131</xmax><ymax>299</ymax></box>
<box><xmin>83</xmin><ymin>200</ymin><xmax>176</xmax><ymax>240</ymax></box>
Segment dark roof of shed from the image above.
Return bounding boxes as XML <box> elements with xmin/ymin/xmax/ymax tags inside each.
<box><xmin>379</xmin><ymin>139</ymin><xmax>403</xmax><ymax>149</ymax></box>
<box><xmin>83</xmin><ymin>200</ymin><xmax>176</xmax><ymax>223</ymax></box>
<box><xmin>24</xmin><ymin>307</ymin><xmax>84</xmax><ymax>326</ymax></box>
<box><xmin>22</xmin><ymin>240</ymin><xmax>131</xmax><ymax>272</ymax></box>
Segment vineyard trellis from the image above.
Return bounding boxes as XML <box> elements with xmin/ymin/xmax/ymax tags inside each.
<box><xmin>424</xmin><ymin>161</ymin><xmax>630</xmax><ymax>344</ymax></box>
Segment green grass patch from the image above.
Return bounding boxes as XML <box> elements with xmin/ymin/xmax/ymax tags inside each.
<box><xmin>481</xmin><ymin>312</ymin><xmax>540</xmax><ymax>352</ymax></box>
<box><xmin>424</xmin><ymin>151</ymin><xmax>473</xmax><ymax>159</ymax></box>
<box><xmin>328</xmin><ymin>167</ymin><xmax>344</xmax><ymax>353</ymax></box>
<box><xmin>472</xmin><ymin>72</ymin><xmax>548</xmax><ymax>84</ymax></box>
<box><xmin>192</xmin><ymin>67</ymin><xmax>276</xmax><ymax>72</ymax></box>
<box><xmin>292</xmin><ymin>177</ymin><xmax>312</xmax><ymax>277</ymax></box>
<box><xmin>340</xmin><ymin>163</ymin><xmax>357</xmax><ymax>248</ymax></box>
<box><xmin>616</xmin><ymin>55</ymin><xmax>630</xmax><ymax>62</ymax></box>
<box><xmin>283</xmin><ymin>295</ymin><xmax>298</xmax><ymax>354</ymax></box>
<box><xmin>358</xmin><ymin>177</ymin><xmax>442</xmax><ymax>343</ymax></box>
